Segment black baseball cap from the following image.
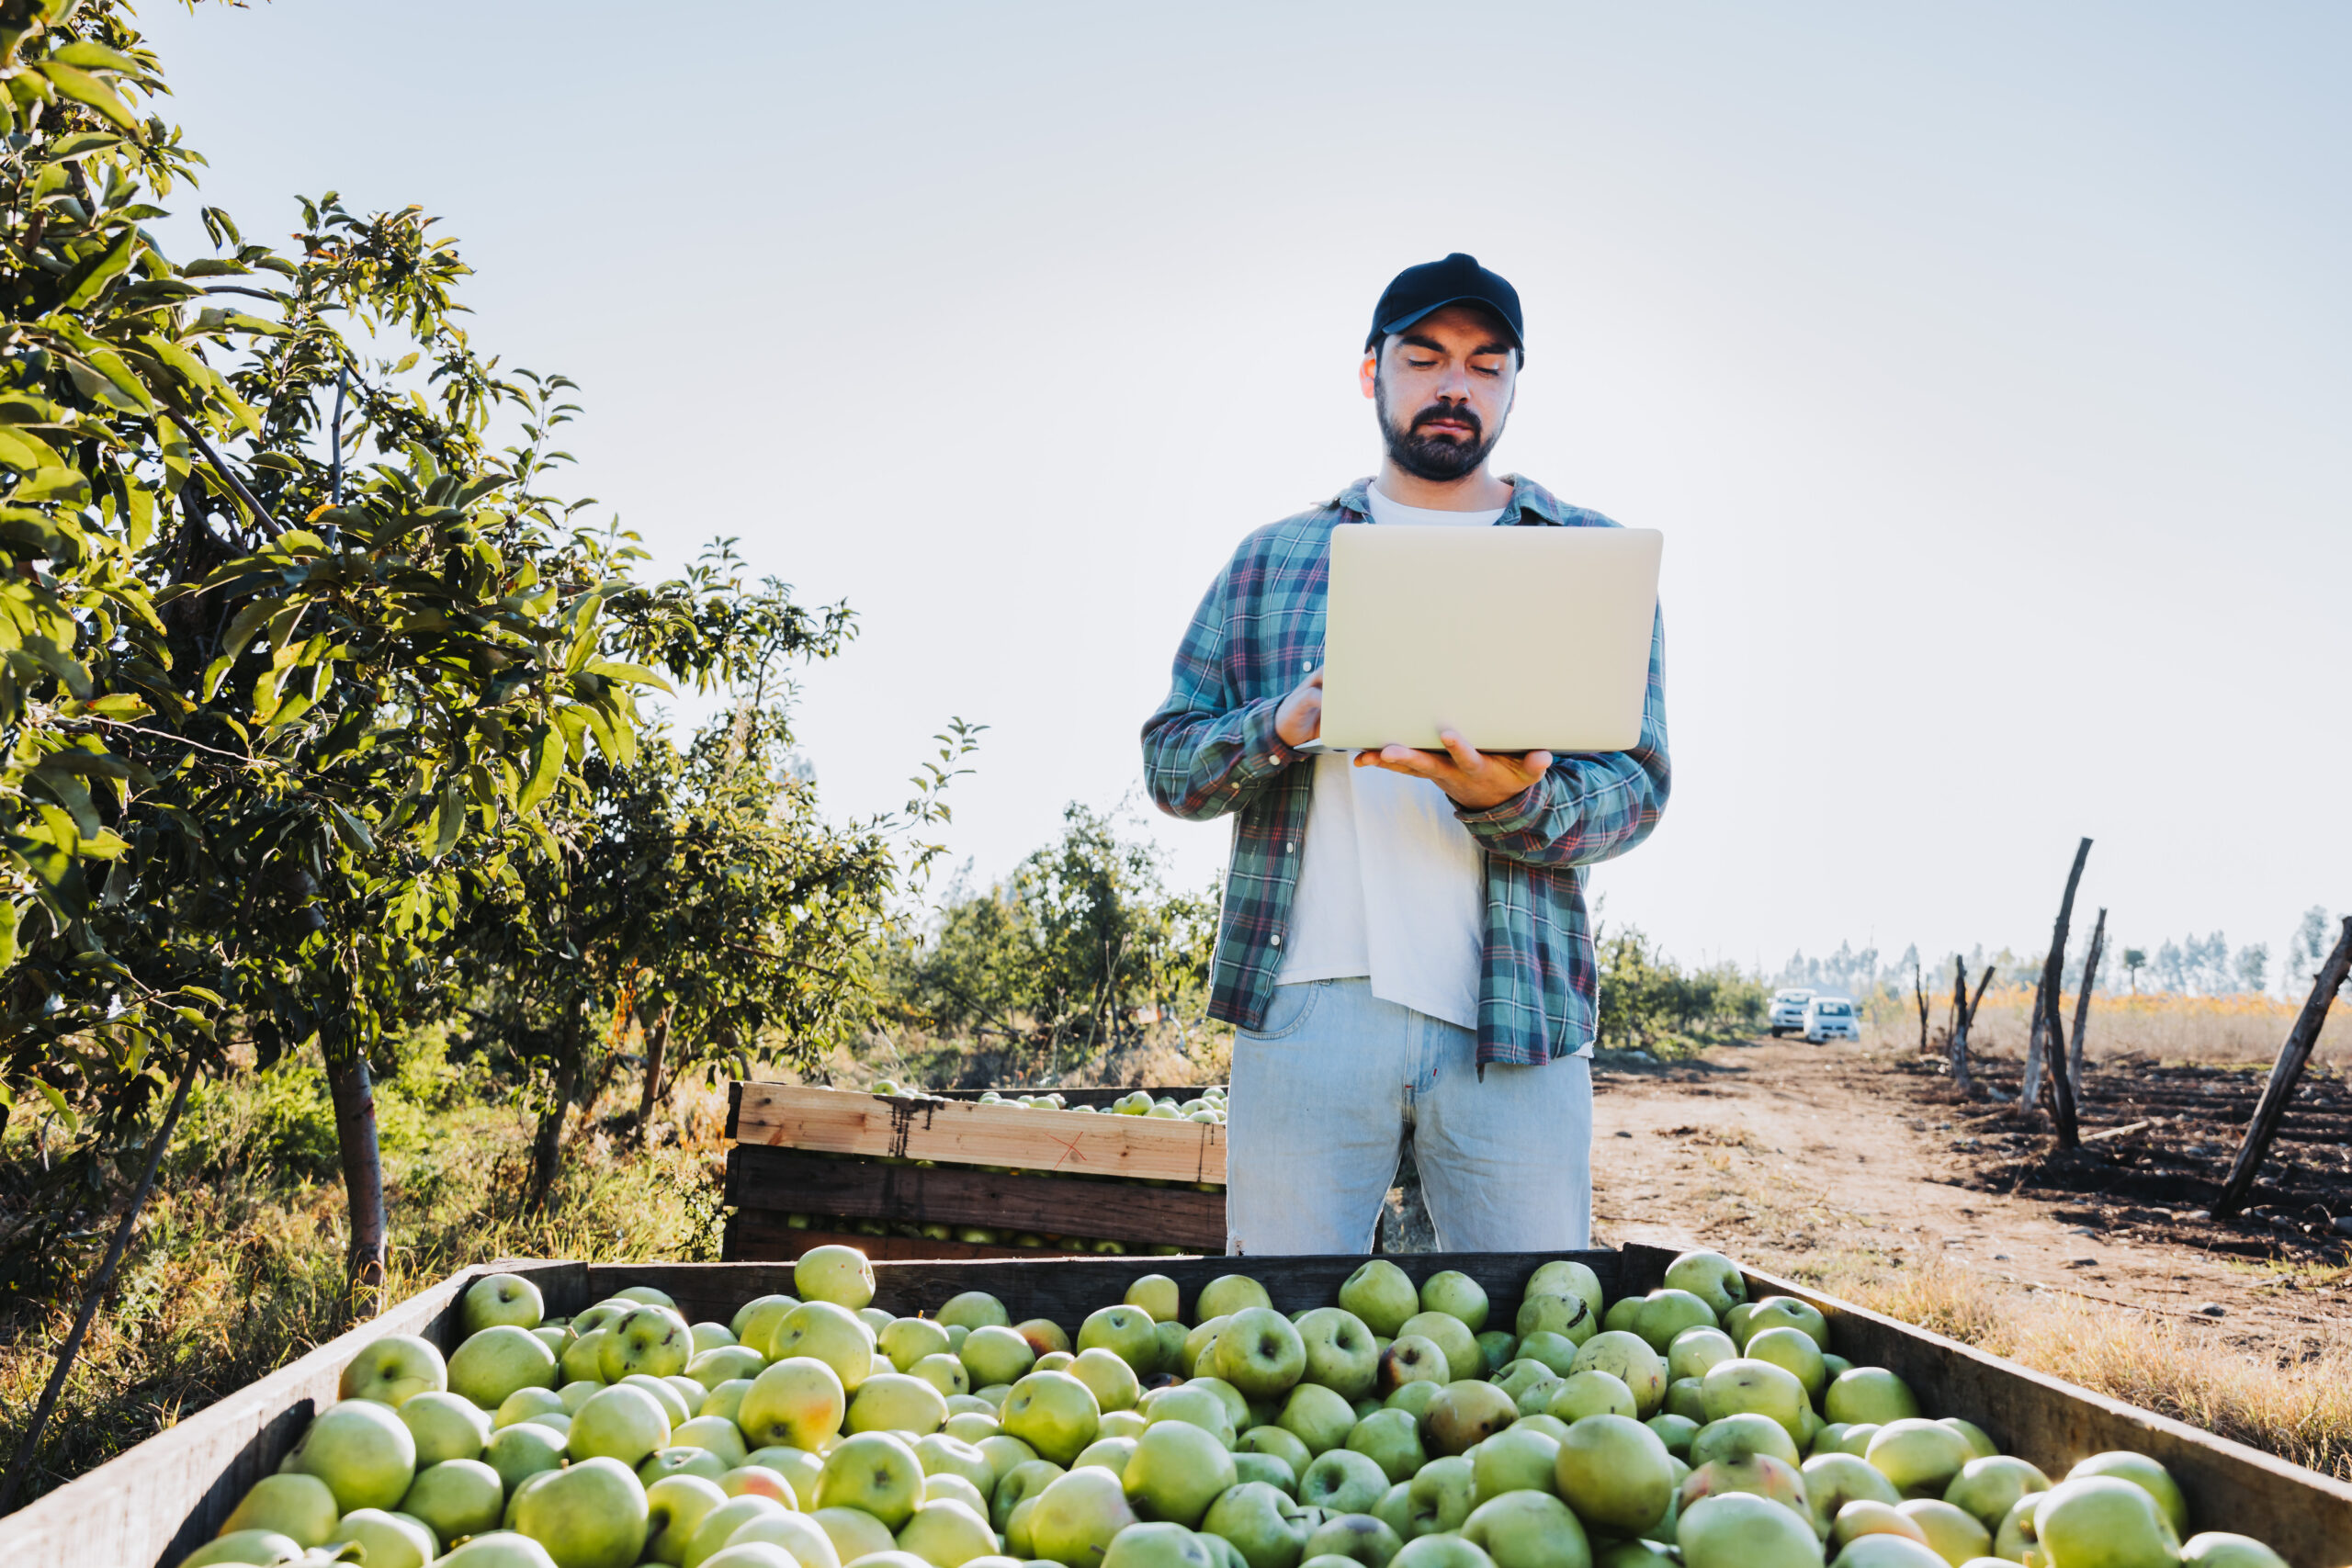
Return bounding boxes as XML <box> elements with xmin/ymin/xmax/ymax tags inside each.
<box><xmin>1364</xmin><ymin>253</ymin><xmax>1525</xmax><ymax>362</ymax></box>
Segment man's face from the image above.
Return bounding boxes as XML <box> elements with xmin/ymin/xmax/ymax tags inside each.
<box><xmin>1360</xmin><ymin>303</ymin><xmax>1519</xmax><ymax>482</ymax></box>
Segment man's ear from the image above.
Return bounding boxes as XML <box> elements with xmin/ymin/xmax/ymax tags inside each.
<box><xmin>1359</xmin><ymin>350</ymin><xmax>1379</xmax><ymax>400</ymax></box>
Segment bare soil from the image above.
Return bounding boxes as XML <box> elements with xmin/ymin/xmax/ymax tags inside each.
<box><xmin>1580</xmin><ymin>1037</ymin><xmax>2352</xmax><ymax>1360</ymax></box>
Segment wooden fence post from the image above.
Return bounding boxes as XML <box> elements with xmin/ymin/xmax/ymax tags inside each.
<box><xmin>1947</xmin><ymin>959</ymin><xmax>1973</xmax><ymax>1093</ymax></box>
<box><xmin>2067</xmin><ymin>908</ymin><xmax>2107</xmax><ymax>1092</ymax></box>
<box><xmin>2215</xmin><ymin>917</ymin><xmax>2352</xmax><ymax>1217</ymax></box>
<box><xmin>1914</xmin><ymin>960</ymin><xmax>1930</xmax><ymax>1054</ymax></box>
<box><xmin>2019</xmin><ymin>838</ymin><xmax>2091</xmax><ymax>1141</ymax></box>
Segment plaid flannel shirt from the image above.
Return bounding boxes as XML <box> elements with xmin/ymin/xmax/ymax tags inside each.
<box><xmin>1140</xmin><ymin>475</ymin><xmax>1670</xmax><ymax>1070</ymax></box>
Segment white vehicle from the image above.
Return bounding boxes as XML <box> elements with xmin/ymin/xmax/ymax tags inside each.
<box><xmin>1802</xmin><ymin>994</ymin><xmax>1860</xmax><ymax>1043</ymax></box>
<box><xmin>1766</xmin><ymin>987</ymin><xmax>1814</xmax><ymax>1036</ymax></box>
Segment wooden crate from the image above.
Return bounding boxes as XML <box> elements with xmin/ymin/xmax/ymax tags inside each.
<box><xmin>8</xmin><ymin>1246</ymin><xmax>2349</xmax><ymax>1568</ymax></box>
<box><xmin>722</xmin><ymin>1081</ymin><xmax>1227</xmax><ymax>1258</ymax></box>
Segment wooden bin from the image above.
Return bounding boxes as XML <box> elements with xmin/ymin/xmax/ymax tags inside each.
<box><xmin>6</xmin><ymin>1245</ymin><xmax>2348</xmax><ymax>1568</ymax></box>
<box><xmin>721</xmin><ymin>1081</ymin><xmax>1227</xmax><ymax>1261</ymax></box>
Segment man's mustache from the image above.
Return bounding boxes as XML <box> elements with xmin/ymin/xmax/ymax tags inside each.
<box><xmin>1410</xmin><ymin>403</ymin><xmax>1482</xmax><ymax>441</ymax></box>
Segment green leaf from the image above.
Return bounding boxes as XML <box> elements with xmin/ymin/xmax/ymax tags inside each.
<box><xmin>219</xmin><ymin>596</ymin><xmax>278</xmax><ymax>662</ymax></box>
<box><xmin>58</xmin><ymin>226</ymin><xmax>140</xmax><ymax>311</ymax></box>
<box><xmin>31</xmin><ymin>1077</ymin><xmax>78</xmax><ymax>1134</ymax></box>
<box><xmin>49</xmin><ymin>41</ymin><xmax>144</xmax><ymax>75</ymax></box>
<box><xmin>0</xmin><ymin>428</ymin><xmax>62</xmax><ymax>469</ymax></box>
<box><xmin>580</xmin><ymin>660</ymin><xmax>673</xmax><ymax>694</ymax></box>
<box><xmin>325</xmin><ymin>801</ymin><xmax>374</xmax><ymax>852</ymax></box>
<box><xmin>431</xmin><ymin>785</ymin><xmax>464</xmax><ymax>859</ymax></box>
<box><xmin>37</xmin><ymin>62</ymin><xmax>140</xmax><ymax>133</ymax></box>
<box><xmin>517</xmin><ymin>723</ymin><xmax>563</xmax><ymax>812</ymax></box>
<box><xmin>11</xmin><ymin>466</ymin><xmax>91</xmax><ymax>504</ymax></box>
<box><xmin>0</xmin><ymin>898</ymin><xmax>17</xmax><ymax>973</ymax></box>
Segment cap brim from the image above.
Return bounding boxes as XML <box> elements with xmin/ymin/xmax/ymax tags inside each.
<box><xmin>1374</xmin><ymin>295</ymin><xmax>1523</xmax><ymax>350</ymax></box>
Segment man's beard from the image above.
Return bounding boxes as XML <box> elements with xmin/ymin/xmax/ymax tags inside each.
<box><xmin>1376</xmin><ymin>373</ymin><xmax>1508</xmax><ymax>482</ymax></box>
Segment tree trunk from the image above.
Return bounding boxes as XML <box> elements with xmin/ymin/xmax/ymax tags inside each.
<box><xmin>529</xmin><ymin>994</ymin><xmax>585</xmax><ymax>1213</ymax></box>
<box><xmin>1914</xmin><ymin>961</ymin><xmax>1930</xmax><ymax>1053</ymax></box>
<box><xmin>2068</xmin><ymin>908</ymin><xmax>2107</xmax><ymax>1090</ymax></box>
<box><xmin>325</xmin><ymin>1051</ymin><xmax>388</xmax><ymax>1311</ymax></box>
<box><xmin>2019</xmin><ymin>837</ymin><xmax>2092</xmax><ymax>1120</ymax></box>
<box><xmin>635</xmin><ymin>1004</ymin><xmax>674</xmax><ymax>1151</ymax></box>
<box><xmin>1948</xmin><ymin>960</ymin><xmax>1974</xmax><ymax>1094</ymax></box>
<box><xmin>2217</xmin><ymin>917</ymin><xmax>2352</xmax><ymax>1216</ymax></box>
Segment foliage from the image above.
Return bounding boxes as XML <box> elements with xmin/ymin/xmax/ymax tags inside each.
<box><xmin>1594</xmin><ymin>925</ymin><xmax>1767</xmax><ymax>1053</ymax></box>
<box><xmin>880</xmin><ymin>804</ymin><xmax>1219</xmax><ymax>1069</ymax></box>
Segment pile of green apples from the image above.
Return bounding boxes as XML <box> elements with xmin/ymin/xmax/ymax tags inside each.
<box><xmin>864</xmin><ymin>1083</ymin><xmax>1228</xmax><ymax>1125</ymax></box>
<box><xmin>181</xmin><ymin>1247</ymin><xmax>2290</xmax><ymax>1568</ymax></box>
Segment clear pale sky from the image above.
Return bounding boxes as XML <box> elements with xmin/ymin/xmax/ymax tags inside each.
<box><xmin>137</xmin><ymin>2</ymin><xmax>2350</xmax><ymax>983</ymax></box>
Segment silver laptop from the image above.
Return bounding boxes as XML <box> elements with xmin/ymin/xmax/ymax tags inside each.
<box><xmin>1315</xmin><ymin>524</ymin><xmax>1663</xmax><ymax>753</ymax></box>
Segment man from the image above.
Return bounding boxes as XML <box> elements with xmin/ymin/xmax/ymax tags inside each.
<box><xmin>1140</xmin><ymin>253</ymin><xmax>1670</xmax><ymax>1255</ymax></box>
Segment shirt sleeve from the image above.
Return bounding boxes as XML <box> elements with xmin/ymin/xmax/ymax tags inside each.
<box><xmin>1454</xmin><ymin>603</ymin><xmax>1671</xmax><ymax>866</ymax></box>
<box><xmin>1140</xmin><ymin>552</ymin><xmax>1304</xmax><ymax>822</ymax></box>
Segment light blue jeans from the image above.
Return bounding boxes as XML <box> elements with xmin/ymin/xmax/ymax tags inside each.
<box><xmin>1226</xmin><ymin>977</ymin><xmax>1593</xmax><ymax>1255</ymax></box>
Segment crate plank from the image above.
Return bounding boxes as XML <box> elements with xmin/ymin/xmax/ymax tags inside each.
<box><xmin>731</xmin><ymin>1082</ymin><xmax>1227</xmax><ymax>1183</ymax></box>
<box><xmin>725</xmin><ymin>1145</ymin><xmax>1227</xmax><ymax>1250</ymax></box>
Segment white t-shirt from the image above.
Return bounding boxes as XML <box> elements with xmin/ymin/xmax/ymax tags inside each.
<box><xmin>1274</xmin><ymin>484</ymin><xmax>1502</xmax><ymax>1030</ymax></box>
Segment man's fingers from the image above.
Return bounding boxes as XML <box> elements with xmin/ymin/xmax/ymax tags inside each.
<box><xmin>1522</xmin><ymin>750</ymin><xmax>1554</xmax><ymax>773</ymax></box>
<box><xmin>1437</xmin><ymin>729</ymin><xmax>1482</xmax><ymax>772</ymax></box>
<box><xmin>1306</xmin><ymin>669</ymin><xmax>1324</xmax><ymax>688</ymax></box>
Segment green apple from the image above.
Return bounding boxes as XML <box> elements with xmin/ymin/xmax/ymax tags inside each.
<box><xmin>1295</xmin><ymin>1308</ymin><xmax>1380</xmax><ymax>1401</ymax></box>
<box><xmin>439</xmin><ymin>1537</ymin><xmax>562</xmax><ymax>1568</ymax></box>
<box><xmin>1102</xmin><ymin>1409</ymin><xmax>1151</xmax><ymax>1440</ymax></box>
<box><xmin>1418</xmin><ymin>1270</ymin><xmax>1490</xmax><ymax>1332</ymax></box>
<box><xmin>1345</xmin><ymin>1408</ymin><xmax>1425</xmax><ymax>1483</ymax></box>
<box><xmin>939</xmin><ymin>1291</ymin><xmax>1012</xmax><ymax>1331</ymax></box>
<box><xmin>599</xmin><ymin>1304</ymin><xmax>695</xmax><ymax>1382</ymax></box>
<box><xmin>1302</xmin><ymin>1448</ymin><xmax>1391</xmax><ymax>1514</ymax></box>
<box><xmin>638</xmin><ymin>1472</ymin><xmax>728</xmax><ymax>1564</ymax></box>
<box><xmin>1826</xmin><ymin>1498</ymin><xmax>1925</xmax><ymax>1551</ymax></box>
<box><xmin>813</xmin><ymin>1503</ymin><xmax>899</xmax><ymax>1562</ymax></box>
<box><xmin>1941</xmin><ymin>1455</ymin><xmax>2050</xmax><ymax>1533</ymax></box>
<box><xmin>1569</xmin><ymin>1333</ymin><xmax>1664</xmax><ymax>1416</ymax></box>
<box><xmin>1513</xmin><ymin>1333</ymin><xmax>1580</xmax><ymax>1380</ymax></box>
<box><xmin>1663</xmin><ymin>1379</ymin><xmax>1706</xmax><ymax>1423</ymax></box>
<box><xmin>1081</xmin><ymin>1304</ymin><xmax>1163</xmax><ymax>1371</ymax></box>
<box><xmin>1077</xmin><ymin>1435</ymin><xmax>1140</xmax><ymax>1476</ymax></box>
<box><xmin>514</xmin><ymin>1454</ymin><xmax>649</xmax><ymax>1568</ymax></box>
<box><xmin>561</xmin><ymin>1329</ymin><xmax>611</xmax><ymax>1386</ymax></box>
<box><xmin>772</xmin><ymin>1302</ymin><xmax>878</xmax><ymax>1393</ymax></box>
<box><xmin>1690</xmin><ymin>1412</ymin><xmax>1799</xmax><ymax>1470</ymax></box>
<box><xmin>795</xmin><ymin>1244</ymin><xmax>876</xmax><ymax>1310</ymax></box>
<box><xmin>686</xmin><ymin>1345</ymin><xmax>766</xmax><ymax>1392</ymax></box>
<box><xmin>1744</xmin><ymin>1326</ymin><xmax>1827</xmax><ymax>1401</ymax></box>
<box><xmin>2064</xmin><ymin>1452</ymin><xmax>2189</xmax><ymax>1539</ymax></box>
<box><xmin>2180</xmin><ymin>1533</ymin><xmax>2289</xmax><ymax>1568</ymax></box>
<box><xmin>1477</xmin><ymin>1334</ymin><xmax>1519</xmax><ymax>1377</ymax></box>
<box><xmin>1004</xmin><ymin>1369</ymin><xmax>1103</xmax><ymax>1463</ymax></box>
<box><xmin>1835</xmin><ymin>1425</ymin><xmax>1881</xmax><ymax>1459</ymax></box>
<box><xmin>1631</xmin><ymin>1291</ymin><xmax>1717</xmax><ymax>1355</ymax></box>
<box><xmin>647</xmin><ymin>1374</ymin><xmax>703</xmax><ymax>1423</ymax></box>
<box><xmin>1803</xmin><ymin>1452</ymin><xmax>1902</xmax><ymax>1532</ymax></box>
<box><xmin>895</xmin><ymin>1497</ymin><xmax>996</xmax><ymax>1567</ymax></box>
<box><xmin>949</xmin><ymin>1410</ymin><xmax>1006</xmax><ymax>1444</ymax></box>
<box><xmin>1865</xmin><ymin>1420</ymin><xmax>1974</xmax><ymax>1500</ymax></box>
<box><xmin>1555</xmin><ymin>1414</ymin><xmax>1673</xmax><ymax>1537</ymax></box>
<box><xmin>727</xmin><ymin>1510</ymin><xmax>845</xmax><ymax>1568</ymax></box>
<box><xmin>682</xmin><ymin>1495</ymin><xmax>792</xmax><ymax>1567</ymax></box>
<box><xmin>1388</xmin><ymin>1537</ymin><xmax>1498</xmax><ymax>1568</ymax></box>
<box><xmin>1548</xmin><ymin>1371</ymin><xmax>1635</xmax><ymax>1424</ymax></box>
<box><xmin>882</xmin><ymin>1316</ymin><xmax>954</xmax><ymax>1371</ymax></box>
<box><xmin>1644</xmin><ymin>1415</ymin><xmax>1698</xmax><ymax>1461</ymax></box>
<box><xmin>1104</xmin><ymin>1520</ymin><xmax>1219</xmax><ymax>1568</ymax></box>
<box><xmin>287</xmin><ymin>1396</ymin><xmax>416</xmax><ymax>1512</ymax></box>
<box><xmin>1216</xmin><ymin>1307</ymin><xmax>1309</xmax><ymax>1400</ymax></box>
<box><xmin>221</xmin><ymin>1472</ymin><xmax>340</xmax><ymax>1547</ymax></box>
<box><xmin>1199</xmin><ymin>1274</ymin><xmax>1275</xmax><ymax>1321</ymax></box>
<box><xmin>691</xmin><ymin>1320</ymin><xmax>739</xmax><ymax>1354</ymax></box>
<box><xmin>1827</xmin><ymin>1537</ymin><xmax>1943</xmax><ymax>1568</ymax></box>
<box><xmin>182</xmin><ymin>1529</ymin><xmax>312</xmax><ymax>1567</ymax></box>
<box><xmin>702</xmin><ymin>1380</ymin><xmax>756</xmax><ymax>1427</ymax></box>
<box><xmin>612</xmin><ymin>1284</ymin><xmax>678</xmax><ymax>1309</ymax></box>
<box><xmin>482</xmin><ymin>1420</ymin><xmax>567</xmax><ymax>1494</ymax></box>
<box><xmin>849</xmin><ymin>1371</ymin><xmax>950</xmax><ymax>1436</ymax></box>
<box><xmin>1340</xmin><ymin>1261</ymin><xmax>1421</xmax><ymax>1338</ymax></box>
<box><xmin>813</xmin><ymin>1430</ymin><xmax>927</xmax><ymax>1529</ymax></box>
<box><xmin>670</xmin><ymin>1415</ymin><xmax>750</xmax><ymax>1469</ymax></box>
<box><xmin>2034</xmin><ymin>1475</ymin><xmax>2181</xmax><ymax>1568</ymax></box>
<box><xmin>1378</xmin><ymin>1337</ymin><xmax>1449</xmax><ymax>1395</ymax></box>
<box><xmin>1397</xmin><ymin>1454</ymin><xmax>1477</xmax><ymax>1538</ymax></box>
<box><xmin>910</xmin><ymin>1431</ymin><xmax>991</xmax><ymax>1489</ymax></box>
<box><xmin>1304</xmin><ymin>1511</ymin><xmax>1405</xmax><ymax>1568</ymax></box>
<box><xmin>1031</xmin><ymin>1463</ymin><xmax>1142</xmax><ymax>1568</ymax></box>
<box><xmin>465</xmin><ymin>1274</ymin><xmax>548</xmax><ymax>1335</ymax></box>
<box><xmin>450</xmin><ymin>1325</ymin><xmax>560</xmax><ymax>1412</ymax></box>
<box><xmin>739</xmin><ymin>1356</ymin><xmax>847</xmax><ymax>1451</ymax></box>
<box><xmin>1073</xmin><ymin>1346</ymin><xmax>1144</xmax><ymax>1413</ymax></box>
<box><xmin>1201</xmin><ymin>1478</ymin><xmax>1313</xmax><ymax>1568</ymax></box>
<box><xmin>1158</xmin><ymin>1320</ymin><xmax>1193</xmax><ymax>1373</ymax></box>
<box><xmin>1149</xmin><ymin>1384</ymin><xmax>1238</xmax><ymax>1448</ymax></box>
<box><xmin>1938</xmin><ymin>1418</ymin><xmax>1996</xmax><ymax>1461</ymax></box>
<box><xmin>1125</xmin><ymin>1416</ymin><xmax>1239</xmax><ymax>1526</ymax></box>
<box><xmin>1896</xmin><ymin>1497</ymin><xmax>1989</xmax><ymax>1562</ymax></box>
<box><xmin>1419</xmin><ymin>1380</ymin><xmax>1518</xmax><ymax>1457</ymax></box>
<box><xmin>1471</xmin><ymin>1425</ymin><xmax>1561</xmax><ymax>1499</ymax></box>
<box><xmin>963</xmin><ymin>1324</ymin><xmax>1040</xmax><ymax>1388</ymax></box>
<box><xmin>1603</xmin><ymin>1299</ymin><xmax>1643</xmax><ymax>1335</ymax></box>
<box><xmin>400</xmin><ymin>1390</ymin><xmax>491</xmax><ymax>1465</ymax></box>
<box><xmin>1513</xmin><ymin>1295</ymin><xmax>1598</xmax><ymax>1348</ymax></box>
<box><xmin>730</xmin><ymin>1292</ymin><xmax>797</xmax><ymax>1341</ymax></box>
<box><xmin>400</xmin><ymin>1457</ymin><xmax>503</xmax><ymax>1543</ymax></box>
<box><xmin>1677</xmin><ymin>1489</ymin><xmax>1821</xmax><ymax>1568</ymax></box>
<box><xmin>1665</xmin><ymin>1328</ymin><xmax>1737</xmax><ymax>1385</ymax></box>
<box><xmin>1527</xmin><ymin>1261</ymin><xmax>1605</xmax><ymax>1321</ymax></box>
<box><xmin>568</xmin><ymin>1383</ymin><xmax>672</xmax><ymax>1467</ymax></box>
<box><xmin>1385</xmin><ymin>1382</ymin><xmax>1442</xmax><ymax>1421</ymax></box>
<box><xmin>1245</xmin><ymin>1423</ymin><xmax>1317</xmax><ymax>1475</ymax></box>
<box><xmin>498</xmin><ymin>1387</ymin><xmax>570</xmax><ymax>1429</ymax></box>
<box><xmin>1398</xmin><ymin>1313</ymin><xmax>1484</xmax><ymax>1382</ymax></box>
<box><xmin>1188</xmin><ymin>1316</ymin><xmax>1234</xmax><ymax>1371</ymax></box>
<box><xmin>1699</xmin><ymin>1359</ymin><xmax>1808</xmax><ymax>1438</ymax></box>
<box><xmin>1238</xmin><ymin>1451</ymin><xmax>1301</xmax><ymax>1495</ymax></box>
<box><xmin>1464</xmin><ymin>1490</ymin><xmax>1587</xmax><ymax>1568</ymax></box>
<box><xmin>1494</xmin><ymin>1360</ymin><xmax>1555</xmax><ymax>1404</ymax></box>
<box><xmin>1661</xmin><ymin>1252</ymin><xmax>1747</xmax><ymax>1320</ymax></box>
<box><xmin>644</xmin><ymin>1446</ymin><xmax>730</xmax><ymax>1487</ymax></box>
<box><xmin>1679</xmin><ymin>1452</ymin><xmax>1807</xmax><ymax>1520</ymax></box>
<box><xmin>335</xmin><ymin>1507</ymin><xmax>435</xmax><ymax>1568</ymax></box>
<box><xmin>341</xmin><ymin>1334</ymin><xmax>449</xmax><ymax>1409</ymax></box>
<box><xmin>1280</xmin><ymin>1382</ymin><xmax>1359</xmax><ymax>1456</ymax></box>
<box><xmin>1125</xmin><ymin>1272</ymin><xmax>1183</xmax><ymax>1323</ymax></box>
<box><xmin>1742</xmin><ymin>1298</ymin><xmax>1830</xmax><ymax>1350</ymax></box>
<box><xmin>986</xmin><ymin>1453</ymin><xmax>1061</xmax><ymax>1527</ymax></box>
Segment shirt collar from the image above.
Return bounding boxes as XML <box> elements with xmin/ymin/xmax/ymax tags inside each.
<box><xmin>1334</xmin><ymin>472</ymin><xmax>1566</xmax><ymax>525</ymax></box>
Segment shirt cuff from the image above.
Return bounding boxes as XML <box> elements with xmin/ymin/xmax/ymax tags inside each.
<box><xmin>1453</xmin><ymin>773</ymin><xmax>1551</xmax><ymax>835</ymax></box>
<box><xmin>1234</xmin><ymin>696</ymin><xmax>1303</xmax><ymax>780</ymax></box>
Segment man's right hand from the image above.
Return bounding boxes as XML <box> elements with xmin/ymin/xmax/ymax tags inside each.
<box><xmin>1275</xmin><ymin>668</ymin><xmax>1324</xmax><ymax>750</ymax></box>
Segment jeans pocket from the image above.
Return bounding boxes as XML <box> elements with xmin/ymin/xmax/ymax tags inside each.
<box><xmin>1246</xmin><ymin>980</ymin><xmax>1325</xmax><ymax>1043</ymax></box>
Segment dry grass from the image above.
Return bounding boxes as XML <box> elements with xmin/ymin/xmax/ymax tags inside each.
<box><xmin>1864</xmin><ymin>984</ymin><xmax>2350</xmax><ymax>1068</ymax></box>
<box><xmin>1801</xmin><ymin>1252</ymin><xmax>2352</xmax><ymax>1482</ymax></box>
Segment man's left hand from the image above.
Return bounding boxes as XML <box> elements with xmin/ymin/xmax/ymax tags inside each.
<box><xmin>1354</xmin><ymin>730</ymin><xmax>1554</xmax><ymax>811</ymax></box>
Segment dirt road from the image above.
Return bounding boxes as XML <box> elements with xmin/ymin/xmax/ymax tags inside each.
<box><xmin>1587</xmin><ymin>1037</ymin><xmax>2347</xmax><ymax>1357</ymax></box>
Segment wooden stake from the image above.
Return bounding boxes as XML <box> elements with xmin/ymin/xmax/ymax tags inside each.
<box><xmin>2215</xmin><ymin>917</ymin><xmax>2352</xmax><ymax>1217</ymax></box>
<box><xmin>1914</xmin><ymin>960</ymin><xmax>1930</xmax><ymax>1054</ymax></box>
<box><xmin>1951</xmin><ymin>959</ymin><xmax>1995</xmax><ymax>1098</ymax></box>
<box><xmin>2019</xmin><ymin>838</ymin><xmax>2091</xmax><ymax>1140</ymax></box>
<box><xmin>2067</xmin><ymin>908</ymin><xmax>2107</xmax><ymax>1091</ymax></box>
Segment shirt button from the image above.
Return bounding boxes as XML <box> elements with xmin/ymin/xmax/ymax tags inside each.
<box><xmin>1270</xmin><ymin>934</ymin><xmax>1283</xmax><ymax>947</ymax></box>
<box><xmin>1285</xmin><ymin>842</ymin><xmax>1295</xmax><ymax>853</ymax></box>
